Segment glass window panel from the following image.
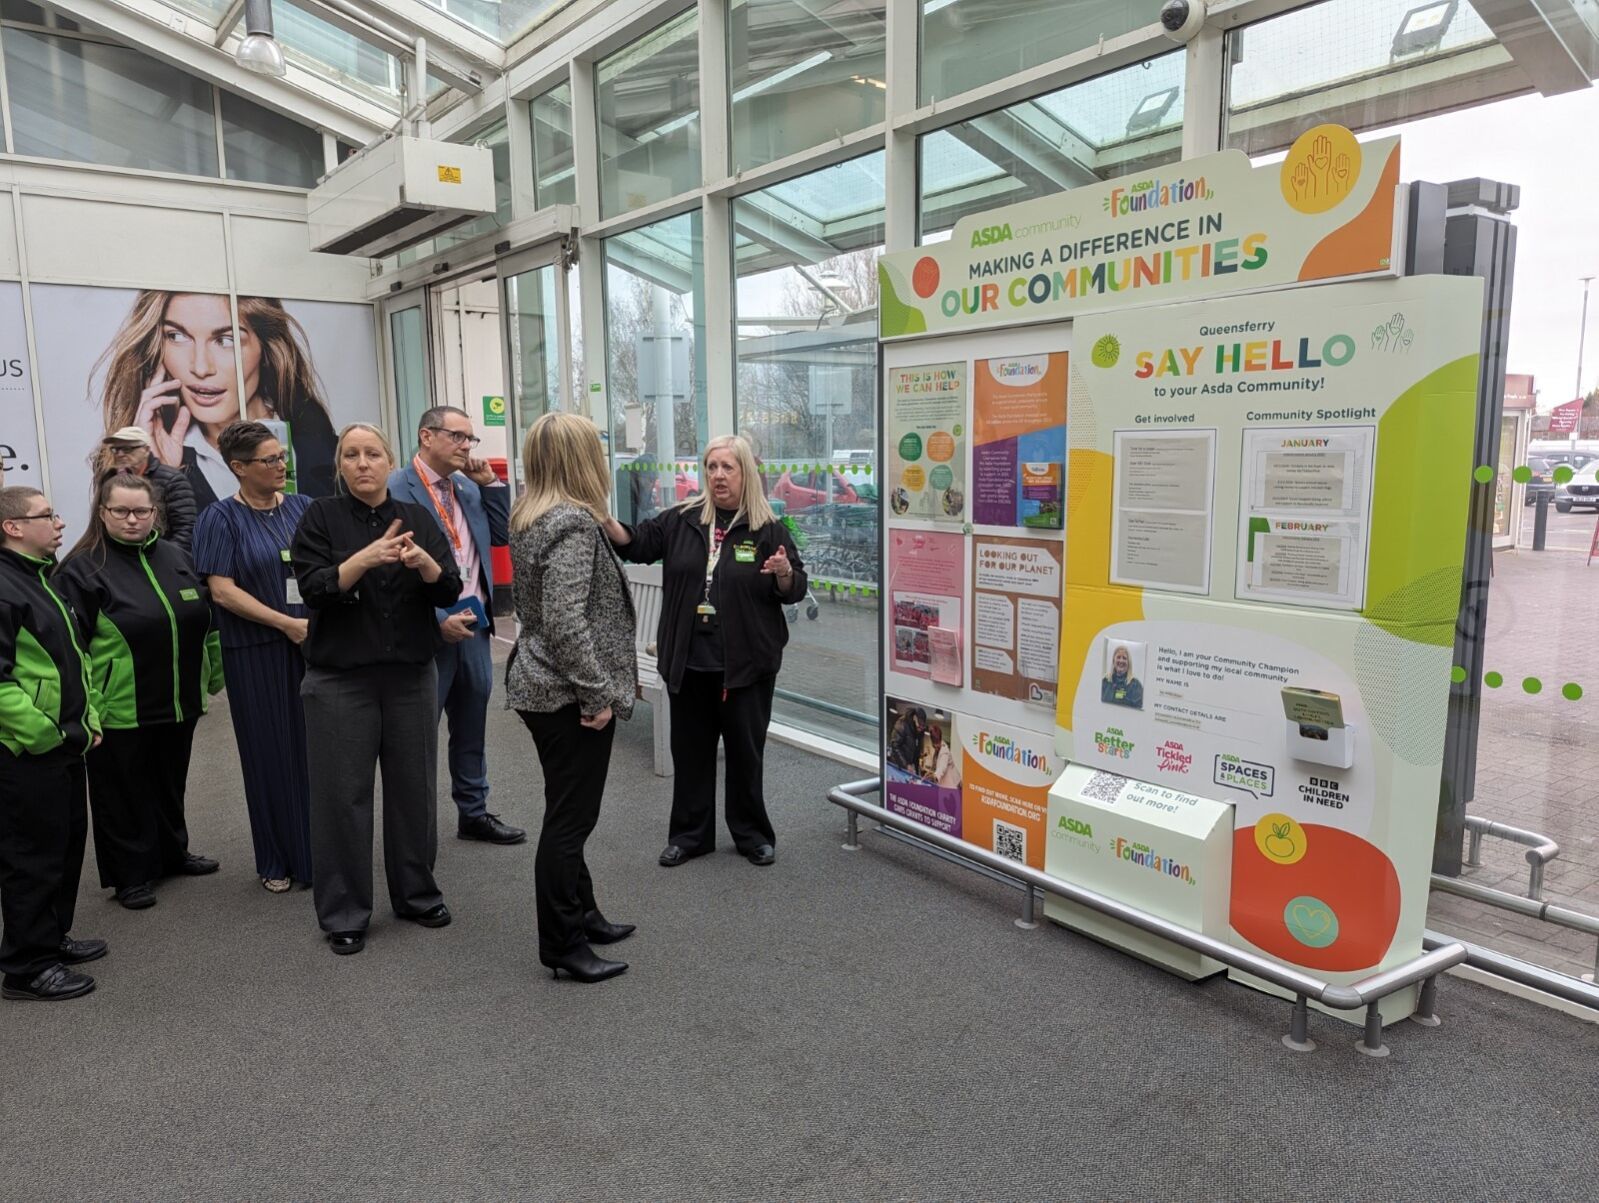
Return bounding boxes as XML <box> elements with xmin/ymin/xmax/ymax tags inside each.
<box><xmin>532</xmin><ymin>81</ymin><xmax>576</xmax><ymax>208</ymax></box>
<box><xmin>604</xmin><ymin>210</ymin><xmax>707</xmax><ymax>523</ymax></box>
<box><xmin>1</xmin><ymin>0</ymin><xmax>78</xmax><ymax>28</ymax></box>
<box><xmin>220</xmin><ymin>90</ymin><xmax>323</xmax><ymax>188</ymax></box>
<box><xmin>420</xmin><ymin>0</ymin><xmax>567</xmax><ymax>44</ymax></box>
<box><xmin>3</xmin><ymin>27</ymin><xmax>219</xmax><ymax>176</ymax></box>
<box><xmin>919</xmin><ymin>0</ymin><xmax>1146</xmax><ymax>106</ymax></box>
<box><xmin>734</xmin><ymin>153</ymin><xmax>885</xmax><ymax>748</ymax></box>
<box><xmin>275</xmin><ymin>0</ymin><xmax>402</xmax><ymax>110</ymax></box>
<box><xmin>390</xmin><ymin>304</ymin><xmax>430</xmax><ymax>440</ymax></box>
<box><xmin>504</xmin><ymin>263</ymin><xmax>561</xmax><ymax>468</ymax></box>
<box><xmin>918</xmin><ymin>52</ymin><xmax>1185</xmax><ymax>242</ymax></box>
<box><xmin>1224</xmin><ymin>0</ymin><xmax>1522</xmax><ymax>155</ymax></box>
<box><xmin>597</xmin><ymin>11</ymin><xmax>700</xmax><ymax>219</ymax></box>
<box><xmin>729</xmin><ymin>0</ymin><xmax>886</xmax><ymax>173</ymax></box>
<box><xmin>432</xmin><ymin>119</ymin><xmax>512</xmax><ymax>252</ymax></box>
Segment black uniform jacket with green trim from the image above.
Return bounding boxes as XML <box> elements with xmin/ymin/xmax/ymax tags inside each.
<box><xmin>54</xmin><ymin>532</ymin><xmax>223</xmax><ymax>731</ymax></box>
<box><xmin>0</xmin><ymin>546</ymin><xmax>102</xmax><ymax>758</ymax></box>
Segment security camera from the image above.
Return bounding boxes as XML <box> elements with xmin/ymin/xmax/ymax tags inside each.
<box><xmin>1159</xmin><ymin>0</ymin><xmax>1207</xmax><ymax>43</ymax></box>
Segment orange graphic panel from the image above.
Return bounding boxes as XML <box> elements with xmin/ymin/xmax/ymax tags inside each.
<box><xmin>961</xmin><ymin>748</ymin><xmax>1049</xmax><ymax>871</ymax></box>
<box><xmin>1298</xmin><ymin>142</ymin><xmax>1401</xmax><ymax>282</ymax></box>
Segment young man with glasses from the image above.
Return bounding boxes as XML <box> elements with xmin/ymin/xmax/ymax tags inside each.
<box><xmin>0</xmin><ymin>487</ymin><xmax>108</xmax><ymax>1001</ymax></box>
<box><xmin>389</xmin><ymin>406</ymin><xmax>524</xmax><ymax>846</ymax></box>
<box><xmin>101</xmin><ymin>425</ymin><xmax>198</xmax><ymax>553</ymax></box>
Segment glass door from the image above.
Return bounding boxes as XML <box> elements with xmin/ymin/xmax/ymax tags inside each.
<box><xmin>497</xmin><ymin>242</ymin><xmax>571</xmax><ymax>490</ymax></box>
<box><xmin>382</xmin><ymin>286</ymin><xmax>433</xmax><ymax>440</ymax></box>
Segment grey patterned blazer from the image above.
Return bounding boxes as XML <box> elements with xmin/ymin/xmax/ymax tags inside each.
<box><xmin>505</xmin><ymin>502</ymin><xmax>638</xmax><ymax>719</ymax></box>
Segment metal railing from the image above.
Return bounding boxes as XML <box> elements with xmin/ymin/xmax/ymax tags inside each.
<box><xmin>1463</xmin><ymin>815</ymin><xmax>1560</xmax><ymax>900</ymax></box>
<box><xmin>1431</xmin><ymin>873</ymin><xmax>1599</xmax><ymax>983</ymax></box>
<box><xmin>829</xmin><ymin>778</ymin><xmax>1466</xmax><ymax>1056</ymax></box>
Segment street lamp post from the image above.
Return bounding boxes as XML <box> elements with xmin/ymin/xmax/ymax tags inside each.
<box><xmin>1578</xmin><ymin>276</ymin><xmax>1594</xmax><ymax>453</ymax></box>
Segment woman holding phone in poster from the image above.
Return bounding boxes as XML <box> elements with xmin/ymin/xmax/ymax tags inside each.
<box><xmin>96</xmin><ymin>292</ymin><xmax>338</xmax><ymax>509</ymax></box>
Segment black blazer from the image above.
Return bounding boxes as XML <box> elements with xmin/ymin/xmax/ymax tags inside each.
<box><xmin>616</xmin><ymin>505</ymin><xmax>806</xmax><ymax>693</ymax></box>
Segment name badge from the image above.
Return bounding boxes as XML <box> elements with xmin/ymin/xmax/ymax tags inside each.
<box><xmin>179</xmin><ymin>588</ymin><xmax>199</xmax><ymax>602</ymax></box>
<box><xmin>734</xmin><ymin>544</ymin><xmax>757</xmax><ymax>564</ymax></box>
<box><xmin>285</xmin><ymin>578</ymin><xmax>303</xmax><ymax>606</ymax></box>
<box><xmin>280</xmin><ymin>548</ymin><xmax>292</xmax><ymax>562</ymax></box>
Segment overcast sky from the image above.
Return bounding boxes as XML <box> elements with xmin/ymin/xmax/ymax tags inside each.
<box><xmin>1372</xmin><ymin>86</ymin><xmax>1599</xmax><ymax>409</ymax></box>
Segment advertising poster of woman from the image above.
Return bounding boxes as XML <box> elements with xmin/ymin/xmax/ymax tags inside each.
<box><xmin>32</xmin><ymin>286</ymin><xmax>380</xmax><ymax>535</ymax></box>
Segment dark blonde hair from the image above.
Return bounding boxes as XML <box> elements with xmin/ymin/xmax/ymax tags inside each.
<box><xmin>333</xmin><ymin>423</ymin><xmax>396</xmax><ymax>494</ymax></box>
<box><xmin>511</xmin><ymin>412</ymin><xmax>611</xmax><ymax>532</ymax></box>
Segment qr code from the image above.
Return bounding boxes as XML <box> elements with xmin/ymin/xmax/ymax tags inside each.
<box><xmin>1082</xmin><ymin>771</ymin><xmax>1128</xmax><ymax>805</ymax></box>
<box><xmin>993</xmin><ymin>819</ymin><xmax>1027</xmax><ymax>863</ymax></box>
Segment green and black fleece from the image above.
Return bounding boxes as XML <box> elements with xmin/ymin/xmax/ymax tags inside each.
<box><xmin>54</xmin><ymin>532</ymin><xmax>223</xmax><ymax>731</ymax></box>
<box><xmin>0</xmin><ymin>547</ymin><xmax>102</xmax><ymax>757</ymax></box>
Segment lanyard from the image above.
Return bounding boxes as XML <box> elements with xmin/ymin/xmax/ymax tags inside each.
<box><xmin>413</xmin><ymin>457</ymin><xmax>462</xmax><ymax>550</ymax></box>
<box><xmin>702</xmin><ymin>522</ymin><xmax>727</xmax><ymax>602</ymax></box>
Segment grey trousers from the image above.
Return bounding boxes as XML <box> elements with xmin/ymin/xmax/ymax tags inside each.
<box><xmin>303</xmin><ymin>662</ymin><xmax>444</xmax><ymax>934</ymax></box>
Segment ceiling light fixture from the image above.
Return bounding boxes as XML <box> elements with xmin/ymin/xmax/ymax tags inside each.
<box><xmin>237</xmin><ymin>0</ymin><xmax>287</xmax><ymax>78</ymax></box>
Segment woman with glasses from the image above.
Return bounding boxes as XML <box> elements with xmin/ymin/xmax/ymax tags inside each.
<box><xmin>190</xmin><ymin>421</ymin><xmax>315</xmax><ymax>894</ymax></box>
<box><xmin>55</xmin><ymin>471</ymin><xmax>224</xmax><ymax>910</ymax></box>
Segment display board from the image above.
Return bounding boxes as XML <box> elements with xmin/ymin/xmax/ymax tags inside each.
<box><xmin>1052</xmin><ymin>273</ymin><xmax>1483</xmax><ymax>1015</ymax></box>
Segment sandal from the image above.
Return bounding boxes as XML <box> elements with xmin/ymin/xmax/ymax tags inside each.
<box><xmin>261</xmin><ymin>877</ymin><xmax>293</xmax><ymax>893</ymax></box>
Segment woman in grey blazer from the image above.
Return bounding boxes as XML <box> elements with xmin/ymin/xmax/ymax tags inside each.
<box><xmin>506</xmin><ymin>413</ymin><xmax>638</xmax><ymax>984</ymax></box>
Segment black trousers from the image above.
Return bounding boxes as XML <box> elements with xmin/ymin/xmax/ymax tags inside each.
<box><xmin>0</xmin><ymin>749</ymin><xmax>88</xmax><ymax>979</ymax></box>
<box><xmin>85</xmin><ymin>718</ymin><xmax>199</xmax><ymax>890</ymax></box>
<box><xmin>519</xmin><ymin>705</ymin><xmax>615</xmax><ymax>959</ymax></box>
<box><xmin>667</xmin><ymin>670</ymin><xmax>777</xmax><ymax>855</ymax></box>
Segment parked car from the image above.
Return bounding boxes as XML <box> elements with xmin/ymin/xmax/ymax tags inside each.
<box><xmin>1536</xmin><ymin>450</ymin><xmax>1595</xmax><ymax>472</ymax></box>
<box><xmin>1554</xmin><ymin>463</ymin><xmax>1599</xmax><ymax>512</ymax></box>
<box><xmin>1523</xmin><ymin>457</ymin><xmax>1555</xmax><ymax>506</ymax></box>
<box><xmin>771</xmin><ymin>468</ymin><xmax>860</xmax><ymax>512</ymax></box>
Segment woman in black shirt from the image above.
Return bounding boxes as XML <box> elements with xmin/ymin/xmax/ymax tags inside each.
<box><xmin>605</xmin><ymin>435</ymin><xmax>806</xmax><ymax>869</ymax></box>
<box><xmin>291</xmin><ymin>423</ymin><xmax>462</xmax><ymax>955</ymax></box>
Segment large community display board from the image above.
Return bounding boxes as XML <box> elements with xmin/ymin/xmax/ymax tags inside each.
<box><xmin>875</xmin><ymin>126</ymin><xmax>1484</xmax><ymax>1024</ymax></box>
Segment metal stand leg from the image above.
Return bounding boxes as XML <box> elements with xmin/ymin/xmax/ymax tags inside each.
<box><xmin>1466</xmin><ymin>828</ymin><xmax>1483</xmax><ymax>867</ymax></box>
<box><xmin>1356</xmin><ymin>1002</ymin><xmax>1390</xmax><ymax>1058</ymax></box>
<box><xmin>1411</xmin><ymin>975</ymin><xmax>1442</xmax><ymax>1027</ymax></box>
<box><xmin>1015</xmin><ymin>887</ymin><xmax>1039</xmax><ymax>931</ymax></box>
<box><xmin>842</xmin><ymin>811</ymin><xmax>860</xmax><ymax>852</ymax></box>
<box><xmin>1282</xmin><ymin>994</ymin><xmax>1316</xmax><ymax>1053</ymax></box>
<box><xmin>1583</xmin><ymin>936</ymin><xmax>1598</xmax><ymax>985</ymax></box>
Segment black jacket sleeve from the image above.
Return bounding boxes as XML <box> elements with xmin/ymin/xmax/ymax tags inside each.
<box><xmin>290</xmin><ymin>500</ymin><xmax>350</xmax><ymax>609</ymax></box>
<box><xmin>152</xmin><ymin>466</ymin><xmax>197</xmax><ymax>553</ymax></box>
<box><xmin>767</xmin><ymin>521</ymin><xmax>808</xmax><ymax>605</ymax></box>
<box><xmin>615</xmin><ymin>508</ymin><xmax>674</xmax><ymax>564</ymax></box>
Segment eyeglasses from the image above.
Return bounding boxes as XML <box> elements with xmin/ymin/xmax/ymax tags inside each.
<box><xmin>103</xmin><ymin>506</ymin><xmax>156</xmax><ymax>520</ymax></box>
<box><xmin>425</xmin><ymin>427</ymin><xmax>481</xmax><ymax>449</ymax></box>
<box><xmin>242</xmin><ymin>453</ymin><xmax>289</xmax><ymax>466</ymax></box>
<box><xmin>10</xmin><ymin>511</ymin><xmax>61</xmax><ymax>524</ymax></box>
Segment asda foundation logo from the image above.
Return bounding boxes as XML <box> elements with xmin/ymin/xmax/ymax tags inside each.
<box><xmin>1103</xmin><ymin>175</ymin><xmax>1214</xmax><ymax>218</ymax></box>
<box><xmin>1094</xmin><ymin>726</ymin><xmax>1134</xmax><ymax>759</ymax></box>
<box><xmin>975</xmin><ymin>731</ymin><xmax>1050</xmax><ymax>775</ymax></box>
<box><xmin>1112</xmin><ymin>837</ymin><xmax>1197</xmax><ymax>885</ymax></box>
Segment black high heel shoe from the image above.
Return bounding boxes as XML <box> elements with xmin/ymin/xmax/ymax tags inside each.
<box><xmin>541</xmin><ymin>944</ymin><xmax>627</xmax><ymax>983</ymax></box>
<box><xmin>582</xmin><ymin>909</ymin><xmax>636</xmax><ymax>945</ymax></box>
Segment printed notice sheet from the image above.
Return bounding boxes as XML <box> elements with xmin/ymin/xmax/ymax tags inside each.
<box><xmin>1236</xmin><ymin>427</ymin><xmax>1374</xmax><ymax>610</ymax></box>
<box><xmin>971</xmin><ymin>535</ymin><xmax>1062</xmax><ymax>706</ymax></box>
<box><xmin>1109</xmin><ymin>429</ymin><xmax>1216</xmax><ymax>595</ymax></box>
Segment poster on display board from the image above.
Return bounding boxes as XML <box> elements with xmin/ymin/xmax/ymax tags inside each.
<box><xmin>0</xmin><ymin>283</ymin><xmax>39</xmax><ymax>488</ymax></box>
<box><xmin>1051</xmin><ymin>273</ymin><xmax>1484</xmax><ymax>998</ymax></box>
<box><xmin>31</xmin><ymin>286</ymin><xmax>381</xmax><ymax>536</ymax></box>
<box><xmin>887</xmin><ymin>361</ymin><xmax>966</xmax><ymax>522</ymax></box>
<box><xmin>878</xmin><ymin>124</ymin><xmax>1402</xmax><ymax>340</ymax></box>
<box><xmin>957</xmin><ymin>715</ymin><xmax>1059</xmax><ymax>870</ymax></box>
<box><xmin>972</xmin><ymin>353</ymin><xmax>1067</xmax><ymax>528</ymax></box>
<box><xmin>888</xmin><ymin>528</ymin><xmax>964</xmax><ymax>686</ymax></box>
<box><xmin>885</xmin><ymin>697</ymin><xmax>962</xmax><ymax>837</ymax></box>
<box><xmin>971</xmin><ymin>534</ymin><xmax>1061</xmax><ymax>707</ymax></box>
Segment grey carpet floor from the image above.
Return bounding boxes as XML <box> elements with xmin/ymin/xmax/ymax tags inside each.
<box><xmin>2</xmin><ymin>685</ymin><xmax>1597</xmax><ymax>1202</ymax></box>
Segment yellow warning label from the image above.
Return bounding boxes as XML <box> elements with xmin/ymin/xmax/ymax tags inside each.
<box><xmin>438</xmin><ymin>165</ymin><xmax>462</xmax><ymax>184</ymax></box>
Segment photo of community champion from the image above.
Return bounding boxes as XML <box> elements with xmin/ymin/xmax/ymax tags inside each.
<box><xmin>1101</xmin><ymin>642</ymin><xmax>1145</xmax><ymax>710</ymax></box>
<box><xmin>94</xmin><ymin>292</ymin><xmax>338</xmax><ymax>511</ymax></box>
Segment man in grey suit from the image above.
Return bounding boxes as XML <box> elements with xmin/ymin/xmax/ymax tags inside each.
<box><xmin>389</xmin><ymin>406</ymin><xmax>525</xmax><ymax>846</ymax></box>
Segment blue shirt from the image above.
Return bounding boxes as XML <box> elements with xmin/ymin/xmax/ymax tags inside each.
<box><xmin>192</xmin><ymin>494</ymin><xmax>313</xmax><ymax>648</ymax></box>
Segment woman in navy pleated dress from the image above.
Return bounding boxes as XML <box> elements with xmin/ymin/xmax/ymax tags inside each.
<box><xmin>191</xmin><ymin>420</ymin><xmax>314</xmax><ymax>893</ymax></box>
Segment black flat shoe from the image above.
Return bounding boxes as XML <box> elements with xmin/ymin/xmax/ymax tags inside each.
<box><xmin>327</xmin><ymin>931</ymin><xmax>366</xmax><ymax>955</ymax></box>
<box><xmin>659</xmin><ymin>844</ymin><xmax>707</xmax><ymax>867</ymax></box>
<box><xmin>458</xmin><ymin>813</ymin><xmax>527</xmax><ymax>845</ymax></box>
<box><xmin>2</xmin><ymin>964</ymin><xmax>95</xmax><ymax>1002</ymax></box>
<box><xmin>177</xmin><ymin>852</ymin><xmax>220</xmax><ymax>876</ymax></box>
<box><xmin>744</xmin><ymin>844</ymin><xmax>776</xmax><ymax>866</ymax></box>
<box><xmin>59</xmin><ymin>936</ymin><xmax>108</xmax><ymax>965</ymax></box>
<box><xmin>541</xmin><ymin>945</ymin><xmax>627</xmax><ymax>983</ymax></box>
<box><xmin>115</xmin><ymin>883</ymin><xmax>156</xmax><ymax>910</ymax></box>
<box><xmin>399</xmin><ymin>903</ymin><xmax>452</xmax><ymax>928</ymax></box>
<box><xmin>582</xmin><ymin>910</ymin><xmax>635</xmax><ymax>944</ymax></box>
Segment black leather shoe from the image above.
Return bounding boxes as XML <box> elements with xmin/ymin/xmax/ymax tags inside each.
<box><xmin>582</xmin><ymin>909</ymin><xmax>635</xmax><ymax>944</ymax></box>
<box><xmin>59</xmin><ymin>936</ymin><xmax>108</xmax><ymax>965</ymax></box>
<box><xmin>745</xmin><ymin>844</ymin><xmax>777</xmax><ymax>866</ymax></box>
<box><xmin>458</xmin><ymin>813</ymin><xmax>527</xmax><ymax>845</ymax></box>
<box><xmin>115</xmin><ymin>883</ymin><xmax>156</xmax><ymax>910</ymax></box>
<box><xmin>327</xmin><ymin>931</ymin><xmax>366</xmax><ymax>955</ymax></box>
<box><xmin>659</xmin><ymin>844</ymin><xmax>707</xmax><ymax>867</ymax></box>
<box><xmin>177</xmin><ymin>852</ymin><xmax>219</xmax><ymax>875</ymax></box>
<box><xmin>2</xmin><ymin>964</ymin><xmax>95</xmax><ymax>1002</ymax></box>
<box><xmin>399</xmin><ymin>903</ymin><xmax>452</xmax><ymax>928</ymax></box>
<box><xmin>541</xmin><ymin>945</ymin><xmax>627</xmax><ymax>983</ymax></box>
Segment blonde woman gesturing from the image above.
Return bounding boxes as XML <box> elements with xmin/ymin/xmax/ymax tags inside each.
<box><xmin>506</xmin><ymin>414</ymin><xmax>638</xmax><ymax>984</ymax></box>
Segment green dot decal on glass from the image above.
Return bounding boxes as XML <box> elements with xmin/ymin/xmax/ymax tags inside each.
<box><xmin>1450</xmin><ymin>665</ymin><xmax>1467</xmax><ymax>684</ymax></box>
<box><xmin>1554</xmin><ymin>465</ymin><xmax>1575</xmax><ymax>484</ymax></box>
<box><xmin>1512</xmin><ymin>465</ymin><xmax>1532</xmax><ymax>484</ymax></box>
<box><xmin>1473</xmin><ymin>465</ymin><xmax>1494</xmax><ymax>483</ymax></box>
<box><xmin>1485</xmin><ymin>672</ymin><xmax>1503</xmax><ymax>688</ymax></box>
<box><xmin>1284</xmin><ymin>896</ymin><xmax>1339</xmax><ymax>949</ymax></box>
<box><xmin>929</xmin><ymin>464</ymin><xmax>954</xmax><ymax>490</ymax></box>
<box><xmin>1563</xmin><ymin>683</ymin><xmax>1583</xmax><ymax>701</ymax></box>
<box><xmin>1523</xmin><ymin>677</ymin><xmax>1542</xmax><ymax>695</ymax></box>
